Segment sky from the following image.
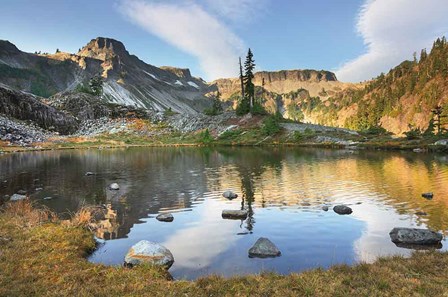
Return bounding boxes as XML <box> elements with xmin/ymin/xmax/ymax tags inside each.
<box><xmin>0</xmin><ymin>0</ymin><xmax>447</xmax><ymax>82</ymax></box>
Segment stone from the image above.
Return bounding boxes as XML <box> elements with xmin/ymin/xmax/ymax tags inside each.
<box><xmin>156</xmin><ymin>213</ymin><xmax>174</xmax><ymax>222</ymax></box>
<box><xmin>248</xmin><ymin>237</ymin><xmax>281</xmax><ymax>258</ymax></box>
<box><xmin>413</xmin><ymin>148</ymin><xmax>424</xmax><ymax>153</ymax></box>
<box><xmin>10</xmin><ymin>194</ymin><xmax>26</xmax><ymax>201</ymax></box>
<box><xmin>124</xmin><ymin>240</ymin><xmax>174</xmax><ymax>269</ymax></box>
<box><xmin>333</xmin><ymin>205</ymin><xmax>353</xmax><ymax>215</ymax></box>
<box><xmin>109</xmin><ymin>183</ymin><xmax>120</xmax><ymax>190</ymax></box>
<box><xmin>434</xmin><ymin>139</ymin><xmax>448</xmax><ymax>146</ymax></box>
<box><xmin>322</xmin><ymin>205</ymin><xmax>329</xmax><ymax>211</ymax></box>
<box><xmin>43</xmin><ymin>197</ymin><xmax>53</xmax><ymax>200</ymax></box>
<box><xmin>415</xmin><ymin>211</ymin><xmax>427</xmax><ymax>216</ymax></box>
<box><xmin>389</xmin><ymin>228</ymin><xmax>443</xmax><ymax>245</ymax></box>
<box><xmin>222</xmin><ymin>190</ymin><xmax>238</xmax><ymax>199</ymax></box>
<box><xmin>16</xmin><ymin>190</ymin><xmax>27</xmax><ymax>195</ymax></box>
<box><xmin>35</xmin><ymin>187</ymin><xmax>43</xmax><ymax>191</ymax></box>
<box><xmin>222</xmin><ymin>209</ymin><xmax>248</xmax><ymax>219</ymax></box>
<box><xmin>422</xmin><ymin>192</ymin><xmax>433</xmax><ymax>199</ymax></box>
<box><xmin>85</xmin><ymin>172</ymin><xmax>96</xmax><ymax>176</ymax></box>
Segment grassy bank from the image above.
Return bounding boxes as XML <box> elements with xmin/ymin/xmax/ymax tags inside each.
<box><xmin>1</xmin><ymin>200</ymin><xmax>448</xmax><ymax>296</ymax></box>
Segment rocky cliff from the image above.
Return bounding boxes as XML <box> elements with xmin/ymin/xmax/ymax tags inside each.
<box><xmin>0</xmin><ymin>84</ymin><xmax>78</xmax><ymax>134</ymax></box>
<box><xmin>213</xmin><ymin>69</ymin><xmax>355</xmax><ymax>100</ymax></box>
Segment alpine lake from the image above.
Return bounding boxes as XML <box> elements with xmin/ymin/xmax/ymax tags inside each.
<box><xmin>1</xmin><ymin>146</ymin><xmax>447</xmax><ymax>280</ymax></box>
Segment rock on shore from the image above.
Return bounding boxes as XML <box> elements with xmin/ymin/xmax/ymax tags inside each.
<box><xmin>124</xmin><ymin>240</ymin><xmax>174</xmax><ymax>269</ymax></box>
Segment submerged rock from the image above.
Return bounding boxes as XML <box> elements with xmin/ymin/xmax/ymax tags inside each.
<box><xmin>248</xmin><ymin>237</ymin><xmax>281</xmax><ymax>258</ymax></box>
<box><xmin>124</xmin><ymin>240</ymin><xmax>174</xmax><ymax>269</ymax></box>
<box><xmin>109</xmin><ymin>183</ymin><xmax>120</xmax><ymax>190</ymax></box>
<box><xmin>10</xmin><ymin>194</ymin><xmax>27</xmax><ymax>201</ymax></box>
<box><xmin>422</xmin><ymin>192</ymin><xmax>433</xmax><ymax>199</ymax></box>
<box><xmin>222</xmin><ymin>190</ymin><xmax>238</xmax><ymax>199</ymax></box>
<box><xmin>322</xmin><ymin>205</ymin><xmax>329</xmax><ymax>211</ymax></box>
<box><xmin>333</xmin><ymin>205</ymin><xmax>352</xmax><ymax>215</ymax></box>
<box><xmin>389</xmin><ymin>228</ymin><xmax>442</xmax><ymax>245</ymax></box>
<box><xmin>222</xmin><ymin>209</ymin><xmax>248</xmax><ymax>219</ymax></box>
<box><xmin>156</xmin><ymin>213</ymin><xmax>174</xmax><ymax>222</ymax></box>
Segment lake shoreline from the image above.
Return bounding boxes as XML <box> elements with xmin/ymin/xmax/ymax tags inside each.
<box><xmin>1</xmin><ymin>199</ymin><xmax>447</xmax><ymax>296</ymax></box>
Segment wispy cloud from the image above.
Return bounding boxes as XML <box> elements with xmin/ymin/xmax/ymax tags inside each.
<box><xmin>119</xmin><ymin>0</ymin><xmax>258</xmax><ymax>80</ymax></box>
<box><xmin>336</xmin><ymin>0</ymin><xmax>448</xmax><ymax>82</ymax></box>
<box><xmin>201</xmin><ymin>0</ymin><xmax>268</xmax><ymax>23</ymax></box>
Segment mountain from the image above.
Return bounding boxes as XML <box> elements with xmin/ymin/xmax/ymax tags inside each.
<box><xmin>0</xmin><ymin>37</ymin><xmax>212</xmax><ymax>114</ymax></box>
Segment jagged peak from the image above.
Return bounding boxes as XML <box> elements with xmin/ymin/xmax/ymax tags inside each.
<box><xmin>78</xmin><ymin>37</ymin><xmax>128</xmax><ymax>61</ymax></box>
<box><xmin>255</xmin><ymin>69</ymin><xmax>338</xmax><ymax>82</ymax></box>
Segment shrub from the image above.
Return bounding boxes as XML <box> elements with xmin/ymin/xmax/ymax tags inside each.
<box><xmin>251</xmin><ymin>102</ymin><xmax>268</xmax><ymax>115</ymax></box>
<box><xmin>262</xmin><ymin>115</ymin><xmax>281</xmax><ymax>136</ymax></box>
<box><xmin>218</xmin><ymin>129</ymin><xmax>241</xmax><ymax>140</ymax></box>
<box><xmin>199</xmin><ymin>129</ymin><xmax>213</xmax><ymax>144</ymax></box>
<box><xmin>404</xmin><ymin>127</ymin><xmax>422</xmax><ymax>140</ymax></box>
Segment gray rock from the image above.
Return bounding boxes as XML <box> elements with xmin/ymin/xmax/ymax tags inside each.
<box><xmin>222</xmin><ymin>209</ymin><xmax>248</xmax><ymax>219</ymax></box>
<box><xmin>124</xmin><ymin>240</ymin><xmax>174</xmax><ymax>269</ymax></box>
<box><xmin>222</xmin><ymin>190</ymin><xmax>238</xmax><ymax>199</ymax></box>
<box><xmin>434</xmin><ymin>139</ymin><xmax>448</xmax><ymax>146</ymax></box>
<box><xmin>322</xmin><ymin>205</ymin><xmax>329</xmax><ymax>211</ymax></box>
<box><xmin>389</xmin><ymin>228</ymin><xmax>442</xmax><ymax>245</ymax></box>
<box><xmin>422</xmin><ymin>192</ymin><xmax>433</xmax><ymax>199</ymax></box>
<box><xmin>248</xmin><ymin>237</ymin><xmax>281</xmax><ymax>258</ymax></box>
<box><xmin>35</xmin><ymin>187</ymin><xmax>43</xmax><ymax>191</ymax></box>
<box><xmin>333</xmin><ymin>205</ymin><xmax>353</xmax><ymax>215</ymax></box>
<box><xmin>156</xmin><ymin>213</ymin><xmax>174</xmax><ymax>222</ymax></box>
<box><xmin>109</xmin><ymin>183</ymin><xmax>120</xmax><ymax>190</ymax></box>
<box><xmin>10</xmin><ymin>194</ymin><xmax>26</xmax><ymax>201</ymax></box>
<box><xmin>85</xmin><ymin>172</ymin><xmax>96</xmax><ymax>176</ymax></box>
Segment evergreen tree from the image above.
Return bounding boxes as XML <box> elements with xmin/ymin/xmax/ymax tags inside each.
<box><xmin>243</xmin><ymin>48</ymin><xmax>256</xmax><ymax>113</ymax></box>
<box><xmin>89</xmin><ymin>75</ymin><xmax>103</xmax><ymax>96</ymax></box>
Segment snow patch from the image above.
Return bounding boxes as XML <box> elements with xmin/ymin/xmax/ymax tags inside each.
<box><xmin>143</xmin><ymin>70</ymin><xmax>158</xmax><ymax>80</ymax></box>
<box><xmin>187</xmin><ymin>81</ymin><xmax>200</xmax><ymax>89</ymax></box>
<box><xmin>174</xmin><ymin>80</ymin><xmax>183</xmax><ymax>86</ymax></box>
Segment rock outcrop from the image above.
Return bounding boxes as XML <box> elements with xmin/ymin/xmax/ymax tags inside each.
<box><xmin>0</xmin><ymin>85</ymin><xmax>78</xmax><ymax>134</ymax></box>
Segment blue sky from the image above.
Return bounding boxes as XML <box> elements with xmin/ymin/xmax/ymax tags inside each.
<box><xmin>1</xmin><ymin>0</ymin><xmax>447</xmax><ymax>82</ymax></box>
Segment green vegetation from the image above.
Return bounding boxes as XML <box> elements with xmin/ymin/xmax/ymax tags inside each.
<box><xmin>76</xmin><ymin>76</ymin><xmax>104</xmax><ymax>97</ymax></box>
<box><xmin>204</xmin><ymin>91</ymin><xmax>223</xmax><ymax>116</ymax></box>
<box><xmin>261</xmin><ymin>114</ymin><xmax>282</xmax><ymax>136</ymax></box>
<box><xmin>2</xmin><ymin>200</ymin><xmax>448</xmax><ymax>296</ymax></box>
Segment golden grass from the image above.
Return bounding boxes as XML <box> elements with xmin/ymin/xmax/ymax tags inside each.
<box><xmin>1</xmin><ymin>200</ymin><xmax>448</xmax><ymax>296</ymax></box>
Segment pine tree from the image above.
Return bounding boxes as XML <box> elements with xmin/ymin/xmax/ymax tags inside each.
<box><xmin>243</xmin><ymin>48</ymin><xmax>256</xmax><ymax>113</ymax></box>
<box><xmin>212</xmin><ymin>91</ymin><xmax>223</xmax><ymax>114</ymax></box>
<box><xmin>89</xmin><ymin>75</ymin><xmax>103</xmax><ymax>96</ymax></box>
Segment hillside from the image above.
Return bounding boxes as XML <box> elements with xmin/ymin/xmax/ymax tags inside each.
<box><xmin>298</xmin><ymin>37</ymin><xmax>448</xmax><ymax>134</ymax></box>
<box><xmin>0</xmin><ymin>37</ymin><xmax>212</xmax><ymax>114</ymax></box>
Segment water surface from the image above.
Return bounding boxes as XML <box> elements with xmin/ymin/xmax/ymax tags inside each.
<box><xmin>1</xmin><ymin>147</ymin><xmax>447</xmax><ymax>280</ymax></box>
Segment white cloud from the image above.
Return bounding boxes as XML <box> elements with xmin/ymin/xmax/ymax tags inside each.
<box><xmin>119</xmin><ymin>0</ymin><xmax>247</xmax><ymax>80</ymax></box>
<box><xmin>336</xmin><ymin>0</ymin><xmax>448</xmax><ymax>82</ymax></box>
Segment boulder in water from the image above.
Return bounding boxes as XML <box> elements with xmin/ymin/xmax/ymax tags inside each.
<box><xmin>222</xmin><ymin>190</ymin><xmax>238</xmax><ymax>199</ymax></box>
<box><xmin>124</xmin><ymin>240</ymin><xmax>174</xmax><ymax>269</ymax></box>
<box><xmin>333</xmin><ymin>205</ymin><xmax>352</xmax><ymax>215</ymax></box>
<box><xmin>389</xmin><ymin>228</ymin><xmax>442</xmax><ymax>245</ymax></box>
<box><xmin>109</xmin><ymin>183</ymin><xmax>120</xmax><ymax>190</ymax></box>
<box><xmin>222</xmin><ymin>209</ymin><xmax>247</xmax><ymax>219</ymax></box>
<box><xmin>248</xmin><ymin>237</ymin><xmax>281</xmax><ymax>258</ymax></box>
<box><xmin>156</xmin><ymin>213</ymin><xmax>174</xmax><ymax>222</ymax></box>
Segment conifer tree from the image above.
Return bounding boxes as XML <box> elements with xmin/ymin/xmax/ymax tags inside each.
<box><xmin>243</xmin><ymin>48</ymin><xmax>256</xmax><ymax>112</ymax></box>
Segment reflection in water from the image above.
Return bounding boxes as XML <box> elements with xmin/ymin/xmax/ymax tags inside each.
<box><xmin>1</xmin><ymin>147</ymin><xmax>448</xmax><ymax>279</ymax></box>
